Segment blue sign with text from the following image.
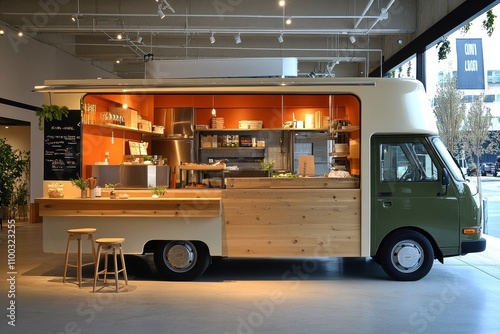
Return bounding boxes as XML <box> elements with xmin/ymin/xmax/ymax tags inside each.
<box><xmin>456</xmin><ymin>38</ymin><xmax>485</xmax><ymax>90</ymax></box>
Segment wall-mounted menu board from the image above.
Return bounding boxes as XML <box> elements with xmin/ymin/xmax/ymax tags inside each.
<box><xmin>43</xmin><ymin>110</ymin><xmax>82</xmax><ymax>180</ymax></box>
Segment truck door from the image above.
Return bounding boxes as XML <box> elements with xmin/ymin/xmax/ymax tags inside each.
<box><xmin>371</xmin><ymin>135</ymin><xmax>460</xmax><ymax>261</ymax></box>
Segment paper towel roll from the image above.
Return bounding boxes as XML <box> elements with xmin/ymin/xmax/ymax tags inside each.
<box><xmin>305</xmin><ymin>113</ymin><xmax>314</xmax><ymax>129</ymax></box>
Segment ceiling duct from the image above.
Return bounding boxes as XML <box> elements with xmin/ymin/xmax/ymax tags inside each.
<box><xmin>145</xmin><ymin>58</ymin><xmax>298</xmax><ymax>79</ymax></box>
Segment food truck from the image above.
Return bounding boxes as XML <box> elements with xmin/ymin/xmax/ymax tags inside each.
<box><xmin>35</xmin><ymin>77</ymin><xmax>486</xmax><ymax>281</ymax></box>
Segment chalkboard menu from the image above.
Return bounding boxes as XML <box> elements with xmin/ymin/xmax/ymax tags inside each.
<box><xmin>43</xmin><ymin>110</ymin><xmax>82</xmax><ymax>180</ymax></box>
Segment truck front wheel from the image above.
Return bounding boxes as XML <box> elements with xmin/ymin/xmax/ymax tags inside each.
<box><xmin>378</xmin><ymin>230</ymin><xmax>434</xmax><ymax>281</ymax></box>
<box><xmin>154</xmin><ymin>240</ymin><xmax>210</xmax><ymax>281</ymax></box>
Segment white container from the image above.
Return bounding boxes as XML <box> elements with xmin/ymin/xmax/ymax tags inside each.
<box><xmin>238</xmin><ymin>120</ymin><xmax>263</xmax><ymax>129</ymax></box>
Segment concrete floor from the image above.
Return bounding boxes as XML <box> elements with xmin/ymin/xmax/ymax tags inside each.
<box><xmin>1</xmin><ymin>221</ymin><xmax>500</xmax><ymax>334</ymax></box>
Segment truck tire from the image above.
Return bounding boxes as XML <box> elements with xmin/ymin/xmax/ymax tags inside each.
<box><xmin>154</xmin><ymin>240</ymin><xmax>210</xmax><ymax>281</ymax></box>
<box><xmin>378</xmin><ymin>230</ymin><xmax>434</xmax><ymax>281</ymax></box>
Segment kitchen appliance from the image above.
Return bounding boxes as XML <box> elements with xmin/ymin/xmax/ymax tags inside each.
<box><xmin>152</xmin><ymin>108</ymin><xmax>196</xmax><ymax>187</ymax></box>
<box><xmin>154</xmin><ymin>108</ymin><xmax>195</xmax><ymax>138</ymax></box>
<box><xmin>292</xmin><ymin>131</ymin><xmax>329</xmax><ymax>176</ymax></box>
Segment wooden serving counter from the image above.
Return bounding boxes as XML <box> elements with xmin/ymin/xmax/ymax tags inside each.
<box><xmin>38</xmin><ymin>178</ymin><xmax>361</xmax><ymax>257</ymax></box>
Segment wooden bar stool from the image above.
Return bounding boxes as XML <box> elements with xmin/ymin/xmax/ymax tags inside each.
<box><xmin>93</xmin><ymin>238</ymin><xmax>128</xmax><ymax>293</ymax></box>
<box><xmin>63</xmin><ymin>228</ymin><xmax>97</xmax><ymax>287</ymax></box>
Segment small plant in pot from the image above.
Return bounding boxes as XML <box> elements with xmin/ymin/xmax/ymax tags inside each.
<box><xmin>70</xmin><ymin>176</ymin><xmax>89</xmax><ymax>198</ymax></box>
<box><xmin>149</xmin><ymin>184</ymin><xmax>166</xmax><ymax>198</ymax></box>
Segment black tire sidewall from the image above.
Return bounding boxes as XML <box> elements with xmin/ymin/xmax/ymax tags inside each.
<box><xmin>154</xmin><ymin>241</ymin><xmax>210</xmax><ymax>281</ymax></box>
<box><xmin>379</xmin><ymin>230</ymin><xmax>434</xmax><ymax>281</ymax></box>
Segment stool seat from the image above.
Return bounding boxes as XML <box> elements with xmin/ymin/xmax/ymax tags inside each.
<box><xmin>63</xmin><ymin>228</ymin><xmax>97</xmax><ymax>287</ymax></box>
<box><xmin>93</xmin><ymin>237</ymin><xmax>128</xmax><ymax>293</ymax></box>
<box><xmin>95</xmin><ymin>237</ymin><xmax>125</xmax><ymax>244</ymax></box>
<box><xmin>68</xmin><ymin>228</ymin><xmax>97</xmax><ymax>234</ymax></box>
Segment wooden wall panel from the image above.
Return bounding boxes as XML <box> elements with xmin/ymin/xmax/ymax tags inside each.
<box><xmin>222</xmin><ymin>189</ymin><xmax>361</xmax><ymax>257</ymax></box>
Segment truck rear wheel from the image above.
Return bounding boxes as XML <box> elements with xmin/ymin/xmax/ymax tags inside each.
<box><xmin>154</xmin><ymin>240</ymin><xmax>210</xmax><ymax>281</ymax></box>
<box><xmin>378</xmin><ymin>230</ymin><xmax>434</xmax><ymax>281</ymax></box>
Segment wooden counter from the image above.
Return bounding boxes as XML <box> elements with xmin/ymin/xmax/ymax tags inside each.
<box><xmin>225</xmin><ymin>176</ymin><xmax>359</xmax><ymax>189</ymax></box>
<box><xmin>36</xmin><ymin>197</ymin><xmax>221</xmax><ymax>218</ymax></box>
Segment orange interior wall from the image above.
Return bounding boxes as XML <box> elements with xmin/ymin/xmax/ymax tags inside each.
<box><xmin>82</xmin><ymin>93</ymin><xmax>361</xmax><ymax>175</ymax></box>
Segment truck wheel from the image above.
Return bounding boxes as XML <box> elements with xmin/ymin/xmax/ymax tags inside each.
<box><xmin>378</xmin><ymin>230</ymin><xmax>434</xmax><ymax>281</ymax></box>
<box><xmin>154</xmin><ymin>240</ymin><xmax>210</xmax><ymax>281</ymax></box>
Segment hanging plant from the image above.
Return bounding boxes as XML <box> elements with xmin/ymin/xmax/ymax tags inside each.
<box><xmin>35</xmin><ymin>93</ymin><xmax>69</xmax><ymax>130</ymax></box>
<box><xmin>35</xmin><ymin>104</ymin><xmax>69</xmax><ymax>130</ymax></box>
<box><xmin>436</xmin><ymin>38</ymin><xmax>451</xmax><ymax>61</ymax></box>
<box><xmin>482</xmin><ymin>9</ymin><xmax>496</xmax><ymax>37</ymax></box>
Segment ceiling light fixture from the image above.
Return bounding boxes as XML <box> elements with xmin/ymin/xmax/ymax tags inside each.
<box><xmin>18</xmin><ymin>31</ymin><xmax>23</xmax><ymax>37</ymax></box>
<box><xmin>158</xmin><ymin>8</ymin><xmax>166</xmax><ymax>19</ymax></box>
<box><xmin>0</xmin><ymin>29</ymin><xmax>4</xmax><ymax>36</ymax></box>
<box><xmin>211</xmin><ymin>95</ymin><xmax>217</xmax><ymax>116</ymax></box>
<box><xmin>157</xmin><ymin>0</ymin><xmax>175</xmax><ymax>19</ymax></box>
<box><xmin>210</xmin><ymin>32</ymin><xmax>215</xmax><ymax>44</ymax></box>
<box><xmin>398</xmin><ymin>38</ymin><xmax>403</xmax><ymax>45</ymax></box>
<box><xmin>234</xmin><ymin>33</ymin><xmax>241</xmax><ymax>44</ymax></box>
<box><xmin>135</xmin><ymin>35</ymin><xmax>143</xmax><ymax>43</ymax></box>
<box><xmin>285</xmin><ymin>17</ymin><xmax>292</xmax><ymax>25</ymax></box>
<box><xmin>117</xmin><ymin>33</ymin><xmax>123</xmax><ymax>40</ymax></box>
<box><xmin>279</xmin><ymin>0</ymin><xmax>285</xmax><ymax>6</ymax></box>
<box><xmin>278</xmin><ymin>33</ymin><xmax>283</xmax><ymax>43</ymax></box>
<box><xmin>349</xmin><ymin>35</ymin><xmax>356</xmax><ymax>44</ymax></box>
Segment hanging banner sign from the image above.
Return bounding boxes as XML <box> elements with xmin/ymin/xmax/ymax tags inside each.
<box><xmin>456</xmin><ymin>38</ymin><xmax>485</xmax><ymax>90</ymax></box>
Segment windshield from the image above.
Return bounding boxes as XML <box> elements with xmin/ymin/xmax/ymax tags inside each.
<box><xmin>431</xmin><ymin>137</ymin><xmax>465</xmax><ymax>181</ymax></box>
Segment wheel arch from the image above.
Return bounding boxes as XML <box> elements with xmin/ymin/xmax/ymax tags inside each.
<box><xmin>143</xmin><ymin>239</ymin><xmax>211</xmax><ymax>256</ymax></box>
<box><xmin>376</xmin><ymin>227</ymin><xmax>444</xmax><ymax>264</ymax></box>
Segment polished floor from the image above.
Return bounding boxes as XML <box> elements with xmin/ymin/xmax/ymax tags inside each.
<box><xmin>1</xmin><ymin>220</ymin><xmax>500</xmax><ymax>334</ymax></box>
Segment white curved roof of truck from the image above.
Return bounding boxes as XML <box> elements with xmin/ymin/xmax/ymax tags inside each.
<box><xmin>34</xmin><ymin>77</ymin><xmax>438</xmax><ymax>135</ymax></box>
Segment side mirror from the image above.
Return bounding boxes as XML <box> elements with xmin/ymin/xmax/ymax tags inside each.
<box><xmin>438</xmin><ymin>168</ymin><xmax>449</xmax><ymax>196</ymax></box>
<box><xmin>441</xmin><ymin>168</ymin><xmax>450</xmax><ymax>186</ymax></box>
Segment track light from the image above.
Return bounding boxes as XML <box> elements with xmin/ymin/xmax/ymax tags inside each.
<box><xmin>279</xmin><ymin>0</ymin><xmax>285</xmax><ymax>6</ymax></box>
<box><xmin>210</xmin><ymin>33</ymin><xmax>215</xmax><ymax>44</ymax></box>
<box><xmin>349</xmin><ymin>35</ymin><xmax>356</xmax><ymax>44</ymax></box>
<box><xmin>158</xmin><ymin>8</ymin><xmax>166</xmax><ymax>19</ymax></box>
<box><xmin>0</xmin><ymin>29</ymin><xmax>4</xmax><ymax>36</ymax></box>
<box><xmin>18</xmin><ymin>31</ymin><xmax>23</xmax><ymax>37</ymax></box>
<box><xmin>234</xmin><ymin>33</ymin><xmax>241</xmax><ymax>44</ymax></box>
<box><xmin>117</xmin><ymin>33</ymin><xmax>123</xmax><ymax>40</ymax></box>
<box><xmin>278</xmin><ymin>33</ymin><xmax>283</xmax><ymax>43</ymax></box>
<box><xmin>285</xmin><ymin>17</ymin><xmax>292</xmax><ymax>25</ymax></box>
<box><xmin>157</xmin><ymin>0</ymin><xmax>175</xmax><ymax>19</ymax></box>
<box><xmin>135</xmin><ymin>35</ymin><xmax>143</xmax><ymax>43</ymax></box>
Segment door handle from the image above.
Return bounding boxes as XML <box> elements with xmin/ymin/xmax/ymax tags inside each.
<box><xmin>382</xmin><ymin>201</ymin><xmax>392</xmax><ymax>209</ymax></box>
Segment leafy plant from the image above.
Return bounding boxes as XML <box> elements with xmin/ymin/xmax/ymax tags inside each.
<box><xmin>482</xmin><ymin>9</ymin><xmax>496</xmax><ymax>37</ymax></box>
<box><xmin>0</xmin><ymin>138</ymin><xmax>30</xmax><ymax>207</ymax></box>
<box><xmin>260</xmin><ymin>160</ymin><xmax>274</xmax><ymax>171</ymax></box>
<box><xmin>104</xmin><ymin>183</ymin><xmax>121</xmax><ymax>188</ymax></box>
<box><xmin>149</xmin><ymin>184</ymin><xmax>166</xmax><ymax>196</ymax></box>
<box><xmin>436</xmin><ymin>38</ymin><xmax>451</xmax><ymax>61</ymax></box>
<box><xmin>35</xmin><ymin>104</ymin><xmax>69</xmax><ymax>130</ymax></box>
<box><xmin>70</xmin><ymin>176</ymin><xmax>89</xmax><ymax>190</ymax></box>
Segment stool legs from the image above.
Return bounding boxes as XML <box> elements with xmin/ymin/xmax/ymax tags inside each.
<box><xmin>93</xmin><ymin>241</ymin><xmax>128</xmax><ymax>293</ymax></box>
<box><xmin>63</xmin><ymin>230</ymin><xmax>97</xmax><ymax>287</ymax></box>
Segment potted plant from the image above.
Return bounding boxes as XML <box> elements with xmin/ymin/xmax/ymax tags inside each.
<box><xmin>35</xmin><ymin>103</ymin><xmax>69</xmax><ymax>131</ymax></box>
<box><xmin>103</xmin><ymin>183</ymin><xmax>120</xmax><ymax>198</ymax></box>
<box><xmin>70</xmin><ymin>176</ymin><xmax>89</xmax><ymax>198</ymax></box>
<box><xmin>0</xmin><ymin>138</ymin><xmax>30</xmax><ymax>221</ymax></box>
<box><xmin>149</xmin><ymin>184</ymin><xmax>166</xmax><ymax>198</ymax></box>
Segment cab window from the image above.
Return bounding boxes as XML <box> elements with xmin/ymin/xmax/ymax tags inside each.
<box><xmin>380</xmin><ymin>142</ymin><xmax>438</xmax><ymax>182</ymax></box>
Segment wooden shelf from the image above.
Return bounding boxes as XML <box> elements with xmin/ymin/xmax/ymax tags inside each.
<box><xmin>195</xmin><ymin>128</ymin><xmax>328</xmax><ymax>132</ymax></box>
<box><xmin>84</xmin><ymin>123</ymin><xmax>162</xmax><ymax>136</ymax></box>
<box><xmin>199</xmin><ymin>147</ymin><xmax>265</xmax><ymax>150</ymax></box>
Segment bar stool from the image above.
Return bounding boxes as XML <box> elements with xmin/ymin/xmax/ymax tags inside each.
<box><xmin>63</xmin><ymin>228</ymin><xmax>97</xmax><ymax>287</ymax></box>
<box><xmin>93</xmin><ymin>238</ymin><xmax>128</xmax><ymax>293</ymax></box>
